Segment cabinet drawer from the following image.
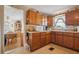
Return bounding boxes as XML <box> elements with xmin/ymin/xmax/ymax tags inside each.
<box><xmin>63</xmin><ymin>32</ymin><xmax>73</xmax><ymax>36</ymax></box>
<box><xmin>63</xmin><ymin>36</ymin><xmax>74</xmax><ymax>48</ymax></box>
<box><xmin>56</xmin><ymin>32</ymin><xmax>62</xmax><ymax>35</ymax></box>
<box><xmin>46</xmin><ymin>32</ymin><xmax>52</xmax><ymax>35</ymax></box>
<box><xmin>32</xmin><ymin>33</ymin><xmax>41</xmax><ymax>37</ymax></box>
<box><xmin>74</xmin><ymin>37</ymin><xmax>79</xmax><ymax>50</ymax></box>
<box><xmin>40</xmin><ymin>32</ymin><xmax>46</xmax><ymax>35</ymax></box>
<box><xmin>41</xmin><ymin>36</ymin><xmax>46</xmax><ymax>38</ymax></box>
<box><xmin>74</xmin><ymin>33</ymin><xmax>79</xmax><ymax>38</ymax></box>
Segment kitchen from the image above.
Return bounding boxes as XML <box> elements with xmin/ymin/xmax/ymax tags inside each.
<box><xmin>25</xmin><ymin>6</ymin><xmax>79</xmax><ymax>53</ymax></box>
<box><xmin>0</xmin><ymin>5</ymin><xmax>79</xmax><ymax>54</ymax></box>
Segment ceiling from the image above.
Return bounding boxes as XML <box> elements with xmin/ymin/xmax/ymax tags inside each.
<box><xmin>24</xmin><ymin>5</ymin><xmax>77</xmax><ymax>15</ymax></box>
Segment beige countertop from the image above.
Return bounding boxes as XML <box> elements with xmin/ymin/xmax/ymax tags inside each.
<box><xmin>26</xmin><ymin>31</ymin><xmax>51</xmax><ymax>33</ymax></box>
<box><xmin>26</xmin><ymin>30</ymin><xmax>79</xmax><ymax>33</ymax></box>
<box><xmin>52</xmin><ymin>30</ymin><xmax>79</xmax><ymax>33</ymax></box>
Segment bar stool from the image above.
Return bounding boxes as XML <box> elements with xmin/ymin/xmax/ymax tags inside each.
<box><xmin>6</xmin><ymin>33</ymin><xmax>16</xmax><ymax>50</ymax></box>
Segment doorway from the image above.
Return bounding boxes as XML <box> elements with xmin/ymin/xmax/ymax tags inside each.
<box><xmin>4</xmin><ymin>6</ymin><xmax>24</xmax><ymax>53</ymax></box>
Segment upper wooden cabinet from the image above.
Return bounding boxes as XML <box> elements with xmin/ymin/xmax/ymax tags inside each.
<box><xmin>26</xmin><ymin>9</ymin><xmax>36</xmax><ymax>25</ymax></box>
<box><xmin>26</xmin><ymin>9</ymin><xmax>53</xmax><ymax>25</ymax></box>
<box><xmin>47</xmin><ymin>16</ymin><xmax>53</xmax><ymax>27</ymax></box>
<box><xmin>66</xmin><ymin>9</ymin><xmax>79</xmax><ymax>25</ymax></box>
<box><xmin>36</xmin><ymin>12</ymin><xmax>43</xmax><ymax>25</ymax></box>
<box><xmin>26</xmin><ymin>9</ymin><xmax>44</xmax><ymax>25</ymax></box>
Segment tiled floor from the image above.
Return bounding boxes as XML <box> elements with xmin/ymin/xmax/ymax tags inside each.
<box><xmin>6</xmin><ymin>43</ymin><xmax>79</xmax><ymax>54</ymax></box>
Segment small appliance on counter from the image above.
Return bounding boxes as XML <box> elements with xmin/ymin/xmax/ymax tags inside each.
<box><xmin>36</xmin><ymin>25</ymin><xmax>44</xmax><ymax>32</ymax></box>
<box><xmin>77</xmin><ymin>26</ymin><xmax>79</xmax><ymax>32</ymax></box>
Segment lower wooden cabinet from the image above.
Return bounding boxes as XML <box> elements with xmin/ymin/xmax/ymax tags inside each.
<box><xmin>74</xmin><ymin>33</ymin><xmax>79</xmax><ymax>50</ymax></box>
<box><xmin>40</xmin><ymin>32</ymin><xmax>46</xmax><ymax>47</ymax></box>
<box><xmin>28</xmin><ymin>31</ymin><xmax>79</xmax><ymax>51</ymax></box>
<box><xmin>55</xmin><ymin>32</ymin><xmax>63</xmax><ymax>45</ymax></box>
<box><xmin>74</xmin><ymin>38</ymin><xmax>79</xmax><ymax>50</ymax></box>
<box><xmin>28</xmin><ymin>33</ymin><xmax>41</xmax><ymax>51</ymax></box>
<box><xmin>31</xmin><ymin>37</ymin><xmax>41</xmax><ymax>51</ymax></box>
<box><xmin>63</xmin><ymin>33</ymin><xmax>74</xmax><ymax>48</ymax></box>
<box><xmin>46</xmin><ymin>32</ymin><xmax>52</xmax><ymax>44</ymax></box>
<box><xmin>52</xmin><ymin>32</ymin><xmax>56</xmax><ymax>43</ymax></box>
<box><xmin>28</xmin><ymin>32</ymin><xmax>52</xmax><ymax>51</ymax></box>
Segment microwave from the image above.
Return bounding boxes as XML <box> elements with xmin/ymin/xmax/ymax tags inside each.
<box><xmin>36</xmin><ymin>26</ymin><xmax>44</xmax><ymax>32</ymax></box>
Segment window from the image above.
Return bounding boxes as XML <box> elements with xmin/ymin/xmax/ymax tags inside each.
<box><xmin>54</xmin><ymin>14</ymin><xmax>66</xmax><ymax>29</ymax></box>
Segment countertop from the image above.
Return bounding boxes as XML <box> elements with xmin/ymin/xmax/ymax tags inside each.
<box><xmin>26</xmin><ymin>30</ymin><xmax>79</xmax><ymax>34</ymax></box>
<box><xmin>52</xmin><ymin>30</ymin><xmax>79</xmax><ymax>33</ymax></box>
<box><xmin>26</xmin><ymin>31</ymin><xmax>51</xmax><ymax>33</ymax></box>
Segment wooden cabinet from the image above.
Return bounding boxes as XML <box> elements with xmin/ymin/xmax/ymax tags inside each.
<box><xmin>26</xmin><ymin>10</ymin><xmax>44</xmax><ymax>25</ymax></box>
<box><xmin>36</xmin><ymin>12</ymin><xmax>43</xmax><ymax>25</ymax></box>
<box><xmin>26</xmin><ymin>9</ymin><xmax>53</xmax><ymax>26</ymax></box>
<box><xmin>26</xmin><ymin>9</ymin><xmax>36</xmax><ymax>25</ymax></box>
<box><xmin>46</xmin><ymin>32</ymin><xmax>52</xmax><ymax>44</ymax></box>
<box><xmin>32</xmin><ymin>11</ymin><xmax>36</xmax><ymax>25</ymax></box>
<box><xmin>63</xmin><ymin>32</ymin><xmax>74</xmax><ymax>48</ymax></box>
<box><xmin>28</xmin><ymin>32</ymin><xmax>41</xmax><ymax>51</ymax></box>
<box><xmin>26</xmin><ymin>10</ymin><xmax>32</xmax><ymax>24</ymax></box>
<box><xmin>66</xmin><ymin>11</ymin><xmax>75</xmax><ymax>25</ymax></box>
<box><xmin>41</xmin><ymin>32</ymin><xmax>52</xmax><ymax>46</ymax></box>
<box><xmin>74</xmin><ymin>38</ymin><xmax>79</xmax><ymax>50</ymax></box>
<box><xmin>40</xmin><ymin>32</ymin><xmax>46</xmax><ymax>47</ymax></box>
<box><xmin>52</xmin><ymin>31</ymin><xmax>79</xmax><ymax>51</ymax></box>
<box><xmin>74</xmin><ymin>33</ymin><xmax>79</xmax><ymax>50</ymax></box>
<box><xmin>28</xmin><ymin>32</ymin><xmax>52</xmax><ymax>51</ymax></box>
<box><xmin>52</xmin><ymin>31</ymin><xmax>56</xmax><ymax>43</ymax></box>
<box><xmin>66</xmin><ymin>9</ymin><xmax>79</xmax><ymax>25</ymax></box>
<box><xmin>47</xmin><ymin>16</ymin><xmax>53</xmax><ymax>27</ymax></box>
<box><xmin>28</xmin><ymin>31</ymin><xmax>79</xmax><ymax>51</ymax></box>
<box><xmin>55</xmin><ymin>32</ymin><xmax>63</xmax><ymax>45</ymax></box>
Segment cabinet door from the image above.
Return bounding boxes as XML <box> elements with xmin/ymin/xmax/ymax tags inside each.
<box><xmin>47</xmin><ymin>16</ymin><xmax>53</xmax><ymax>27</ymax></box>
<box><xmin>55</xmin><ymin>32</ymin><xmax>63</xmax><ymax>45</ymax></box>
<box><xmin>66</xmin><ymin>9</ymin><xmax>79</xmax><ymax>25</ymax></box>
<box><xmin>46</xmin><ymin>32</ymin><xmax>52</xmax><ymax>44</ymax></box>
<box><xmin>52</xmin><ymin>32</ymin><xmax>56</xmax><ymax>43</ymax></box>
<box><xmin>36</xmin><ymin>12</ymin><xmax>42</xmax><ymax>25</ymax></box>
<box><xmin>30</xmin><ymin>33</ymin><xmax>41</xmax><ymax>51</ymax></box>
<box><xmin>73</xmin><ymin>9</ymin><xmax>79</xmax><ymax>25</ymax></box>
<box><xmin>32</xmin><ymin>11</ymin><xmax>36</xmax><ymax>25</ymax></box>
<box><xmin>66</xmin><ymin>11</ymin><xmax>75</xmax><ymax>25</ymax></box>
<box><xmin>40</xmin><ymin>32</ymin><xmax>46</xmax><ymax>47</ymax></box>
<box><xmin>31</xmin><ymin>37</ymin><xmax>40</xmax><ymax>51</ymax></box>
<box><xmin>26</xmin><ymin>10</ymin><xmax>31</xmax><ymax>24</ymax></box>
<box><xmin>63</xmin><ymin>35</ymin><xmax>73</xmax><ymax>48</ymax></box>
<box><xmin>26</xmin><ymin>10</ymin><xmax>36</xmax><ymax>25</ymax></box>
<box><xmin>74</xmin><ymin>38</ymin><xmax>79</xmax><ymax>50</ymax></box>
<box><xmin>27</xmin><ymin>10</ymin><xmax>33</xmax><ymax>24</ymax></box>
<box><xmin>29</xmin><ymin>10</ymin><xmax>33</xmax><ymax>24</ymax></box>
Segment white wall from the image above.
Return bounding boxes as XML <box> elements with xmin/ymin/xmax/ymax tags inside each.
<box><xmin>4</xmin><ymin>6</ymin><xmax>24</xmax><ymax>34</ymax></box>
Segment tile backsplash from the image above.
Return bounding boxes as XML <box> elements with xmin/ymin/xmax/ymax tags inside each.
<box><xmin>66</xmin><ymin>25</ymin><xmax>79</xmax><ymax>31</ymax></box>
<box><xmin>26</xmin><ymin>24</ymin><xmax>79</xmax><ymax>32</ymax></box>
